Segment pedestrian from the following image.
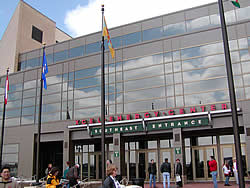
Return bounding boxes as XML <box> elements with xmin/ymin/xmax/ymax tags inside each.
<box><xmin>0</xmin><ymin>166</ymin><xmax>18</xmax><ymax>188</ymax></box>
<box><xmin>103</xmin><ymin>164</ymin><xmax>120</xmax><ymax>188</ymax></box>
<box><xmin>63</xmin><ymin>161</ymin><xmax>71</xmax><ymax>179</ymax></box>
<box><xmin>148</xmin><ymin>159</ymin><xmax>157</xmax><ymax>188</ymax></box>
<box><xmin>45</xmin><ymin>163</ymin><xmax>53</xmax><ymax>177</ymax></box>
<box><xmin>46</xmin><ymin>167</ymin><xmax>62</xmax><ymax>188</ymax></box>
<box><xmin>160</xmin><ymin>158</ymin><xmax>171</xmax><ymax>188</ymax></box>
<box><xmin>222</xmin><ymin>163</ymin><xmax>231</xmax><ymax>186</ymax></box>
<box><xmin>208</xmin><ymin>156</ymin><xmax>218</xmax><ymax>188</ymax></box>
<box><xmin>175</xmin><ymin>159</ymin><xmax>182</xmax><ymax>187</ymax></box>
<box><xmin>233</xmin><ymin>159</ymin><xmax>239</xmax><ymax>185</ymax></box>
<box><xmin>66</xmin><ymin>164</ymin><xmax>80</xmax><ymax>188</ymax></box>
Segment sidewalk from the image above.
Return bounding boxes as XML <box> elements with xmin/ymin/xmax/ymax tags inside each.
<box><xmin>144</xmin><ymin>182</ymin><xmax>250</xmax><ymax>188</ymax></box>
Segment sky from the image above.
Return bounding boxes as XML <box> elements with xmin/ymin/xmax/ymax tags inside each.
<box><xmin>0</xmin><ymin>0</ymin><xmax>218</xmax><ymax>39</ymax></box>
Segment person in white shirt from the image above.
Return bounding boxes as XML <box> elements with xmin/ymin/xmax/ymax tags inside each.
<box><xmin>233</xmin><ymin>159</ymin><xmax>239</xmax><ymax>185</ymax></box>
<box><xmin>103</xmin><ymin>164</ymin><xmax>120</xmax><ymax>188</ymax></box>
<box><xmin>222</xmin><ymin>163</ymin><xmax>231</xmax><ymax>186</ymax></box>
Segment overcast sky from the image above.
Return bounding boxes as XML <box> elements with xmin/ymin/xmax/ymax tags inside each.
<box><xmin>1</xmin><ymin>0</ymin><xmax>218</xmax><ymax>39</ymax></box>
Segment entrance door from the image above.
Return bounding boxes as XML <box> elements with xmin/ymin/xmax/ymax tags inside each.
<box><xmin>221</xmin><ymin>144</ymin><xmax>248</xmax><ymax>179</ymax></box>
<box><xmin>192</xmin><ymin>146</ymin><xmax>218</xmax><ymax>181</ymax></box>
<box><xmin>89</xmin><ymin>152</ymin><xmax>102</xmax><ymax>180</ymax></box>
<box><xmin>136</xmin><ymin>151</ymin><xmax>157</xmax><ymax>181</ymax></box>
<box><xmin>159</xmin><ymin>149</ymin><xmax>174</xmax><ymax>181</ymax></box>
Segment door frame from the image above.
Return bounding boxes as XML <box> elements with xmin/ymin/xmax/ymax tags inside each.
<box><xmin>191</xmin><ymin>146</ymin><xmax>218</xmax><ymax>181</ymax></box>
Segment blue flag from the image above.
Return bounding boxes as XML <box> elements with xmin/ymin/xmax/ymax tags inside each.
<box><xmin>42</xmin><ymin>50</ymin><xmax>48</xmax><ymax>89</ymax></box>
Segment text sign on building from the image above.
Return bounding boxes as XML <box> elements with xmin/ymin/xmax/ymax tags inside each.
<box><xmin>90</xmin><ymin>124</ymin><xmax>144</xmax><ymax>136</ymax></box>
<box><xmin>147</xmin><ymin>118</ymin><xmax>209</xmax><ymax>131</ymax></box>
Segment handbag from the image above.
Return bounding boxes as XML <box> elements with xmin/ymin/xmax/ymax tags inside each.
<box><xmin>176</xmin><ymin>175</ymin><xmax>181</xmax><ymax>182</ymax></box>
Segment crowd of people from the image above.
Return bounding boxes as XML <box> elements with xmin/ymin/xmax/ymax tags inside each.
<box><xmin>45</xmin><ymin>162</ymin><xmax>80</xmax><ymax>188</ymax></box>
<box><xmin>0</xmin><ymin>157</ymin><xmax>240</xmax><ymax>188</ymax></box>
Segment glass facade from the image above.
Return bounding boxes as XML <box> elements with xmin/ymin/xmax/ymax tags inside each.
<box><xmin>2</xmin><ymin>35</ymin><xmax>250</xmax><ymax>126</ymax></box>
<box><xmin>18</xmin><ymin>5</ymin><xmax>250</xmax><ymax>71</ymax></box>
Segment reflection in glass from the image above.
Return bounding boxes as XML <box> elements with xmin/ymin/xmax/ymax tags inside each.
<box><xmin>240</xmin><ymin>49</ymin><xmax>250</xmax><ymax>61</ymax></box>
<box><xmin>74</xmin><ymin>96</ymin><xmax>101</xmax><ymax>109</ymax></box>
<box><xmin>185</xmin><ymin>90</ymin><xmax>229</xmax><ymax>106</ymax></box>
<box><xmin>124</xmin><ymin>65</ymin><xmax>164</xmax><ymax>81</ymax></box>
<box><xmin>165</xmin><ymin>63</ymin><xmax>173</xmax><ymax>74</ymax></box>
<box><xmin>86</xmin><ymin>41</ymin><xmax>101</xmax><ymax>55</ymax></box>
<box><xmin>75</xmin><ymin>67</ymin><xmax>100</xmax><ymax>80</ymax></box>
<box><xmin>69</xmin><ymin>46</ymin><xmax>84</xmax><ymax>59</ymax></box>
<box><xmin>124</xmin><ymin>87</ymin><xmax>165</xmax><ymax>102</ymax></box>
<box><xmin>236</xmin><ymin>6</ymin><xmax>250</xmax><ymax>21</ymax></box>
<box><xmin>122</xmin><ymin>32</ymin><xmax>141</xmax><ymax>46</ymax></box>
<box><xmin>184</xmin><ymin>78</ymin><xmax>227</xmax><ymax>94</ymax></box>
<box><xmin>75</xmin><ymin>77</ymin><xmax>100</xmax><ymax>88</ymax></box>
<box><xmin>181</xmin><ymin>42</ymin><xmax>223</xmax><ymax>59</ymax></box>
<box><xmin>182</xmin><ymin>54</ymin><xmax>225</xmax><ymax>71</ymax></box>
<box><xmin>123</xmin><ymin>54</ymin><xmax>163</xmax><ymax>71</ymax></box>
<box><xmin>176</xmin><ymin>96</ymin><xmax>184</xmax><ymax>107</ymax></box>
<box><xmin>124</xmin><ymin>76</ymin><xmax>165</xmax><ymax>91</ymax></box>
<box><xmin>183</xmin><ymin>66</ymin><xmax>226</xmax><ymax>82</ymax></box>
<box><xmin>143</xmin><ymin>27</ymin><xmax>163</xmax><ymax>41</ymax></box>
<box><xmin>174</xmin><ymin>72</ymin><xmax>182</xmax><ymax>84</ymax></box>
<box><xmin>186</xmin><ymin>16</ymin><xmax>210</xmax><ymax>32</ymax></box>
<box><xmin>238</xmin><ymin>38</ymin><xmax>248</xmax><ymax>49</ymax></box>
<box><xmin>124</xmin><ymin>98</ymin><xmax>166</xmax><ymax>113</ymax></box>
<box><xmin>163</xmin><ymin>22</ymin><xmax>186</xmax><ymax>36</ymax></box>
<box><xmin>194</xmin><ymin>149</ymin><xmax>204</xmax><ymax>178</ymax></box>
<box><xmin>54</xmin><ymin>50</ymin><xmax>68</xmax><ymax>62</ymax></box>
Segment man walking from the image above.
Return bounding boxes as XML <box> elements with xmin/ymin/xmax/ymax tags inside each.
<box><xmin>148</xmin><ymin>159</ymin><xmax>157</xmax><ymax>188</ymax></box>
<box><xmin>208</xmin><ymin>156</ymin><xmax>218</xmax><ymax>188</ymax></box>
<box><xmin>161</xmin><ymin>158</ymin><xmax>171</xmax><ymax>188</ymax></box>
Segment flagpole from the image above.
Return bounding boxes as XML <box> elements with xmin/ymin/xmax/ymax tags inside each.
<box><xmin>35</xmin><ymin>43</ymin><xmax>46</xmax><ymax>183</ymax></box>
<box><xmin>101</xmin><ymin>4</ymin><xmax>106</xmax><ymax>183</ymax></box>
<box><xmin>218</xmin><ymin>0</ymin><xmax>245</xmax><ymax>187</ymax></box>
<box><xmin>0</xmin><ymin>68</ymin><xmax>9</xmax><ymax>169</ymax></box>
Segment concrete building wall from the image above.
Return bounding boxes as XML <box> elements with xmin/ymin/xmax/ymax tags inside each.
<box><xmin>55</xmin><ymin>28</ymin><xmax>72</xmax><ymax>43</ymax></box>
<box><xmin>0</xmin><ymin>2</ymin><xmax>20</xmax><ymax>76</ymax></box>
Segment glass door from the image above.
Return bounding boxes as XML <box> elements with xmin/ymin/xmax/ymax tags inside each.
<box><xmin>159</xmin><ymin>149</ymin><xmax>174</xmax><ymax>181</ymax></box>
<box><xmin>192</xmin><ymin>146</ymin><xmax>218</xmax><ymax>181</ymax></box>
<box><xmin>89</xmin><ymin>152</ymin><xmax>102</xmax><ymax>180</ymax></box>
<box><xmin>220</xmin><ymin>144</ymin><xmax>248</xmax><ymax>180</ymax></box>
<box><xmin>136</xmin><ymin>150</ymin><xmax>158</xmax><ymax>181</ymax></box>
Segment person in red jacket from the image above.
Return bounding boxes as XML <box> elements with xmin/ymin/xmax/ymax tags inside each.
<box><xmin>208</xmin><ymin>156</ymin><xmax>218</xmax><ymax>188</ymax></box>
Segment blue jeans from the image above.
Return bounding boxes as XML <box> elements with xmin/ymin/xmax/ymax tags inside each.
<box><xmin>211</xmin><ymin>171</ymin><xmax>218</xmax><ymax>188</ymax></box>
<box><xmin>163</xmin><ymin>172</ymin><xmax>170</xmax><ymax>188</ymax></box>
<box><xmin>225</xmin><ymin>175</ymin><xmax>230</xmax><ymax>185</ymax></box>
<box><xmin>149</xmin><ymin>174</ymin><xmax>156</xmax><ymax>188</ymax></box>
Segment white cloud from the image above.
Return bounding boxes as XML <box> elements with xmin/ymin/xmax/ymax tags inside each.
<box><xmin>64</xmin><ymin>0</ymin><xmax>217</xmax><ymax>37</ymax></box>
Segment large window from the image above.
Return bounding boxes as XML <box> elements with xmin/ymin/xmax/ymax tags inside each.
<box><xmin>32</xmin><ymin>26</ymin><xmax>43</xmax><ymax>43</ymax></box>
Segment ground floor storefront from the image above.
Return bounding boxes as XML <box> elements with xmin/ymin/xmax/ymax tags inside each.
<box><xmin>73</xmin><ymin>133</ymin><xmax>248</xmax><ymax>183</ymax></box>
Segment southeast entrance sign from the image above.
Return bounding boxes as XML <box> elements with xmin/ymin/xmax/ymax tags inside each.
<box><xmin>90</xmin><ymin>118</ymin><xmax>209</xmax><ymax>136</ymax></box>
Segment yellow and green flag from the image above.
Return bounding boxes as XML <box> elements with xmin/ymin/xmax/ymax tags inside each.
<box><xmin>232</xmin><ymin>0</ymin><xmax>240</xmax><ymax>8</ymax></box>
<box><xmin>103</xmin><ymin>16</ymin><xmax>115</xmax><ymax>59</ymax></box>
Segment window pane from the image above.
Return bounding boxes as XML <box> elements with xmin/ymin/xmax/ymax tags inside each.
<box><xmin>124</xmin><ymin>76</ymin><xmax>165</xmax><ymax>91</ymax></box>
<box><xmin>74</xmin><ymin>96</ymin><xmax>100</xmax><ymax>109</ymax></box>
<box><xmin>75</xmin><ymin>67</ymin><xmax>100</xmax><ymax>79</ymax></box>
<box><xmin>86</xmin><ymin>41</ymin><xmax>101</xmax><ymax>54</ymax></box>
<box><xmin>74</xmin><ymin>107</ymin><xmax>100</xmax><ymax>119</ymax></box>
<box><xmin>124</xmin><ymin>87</ymin><xmax>165</xmax><ymax>102</ymax></box>
<box><xmin>186</xmin><ymin>16</ymin><xmax>210</xmax><ymax>32</ymax></box>
<box><xmin>142</xmin><ymin>27</ymin><xmax>163</xmax><ymax>41</ymax></box>
<box><xmin>236</xmin><ymin>6</ymin><xmax>250</xmax><ymax>21</ymax></box>
<box><xmin>69</xmin><ymin>46</ymin><xmax>84</xmax><ymax>58</ymax></box>
<box><xmin>75</xmin><ymin>77</ymin><xmax>100</xmax><ymax>88</ymax></box>
<box><xmin>185</xmin><ymin>90</ymin><xmax>229</xmax><ymax>106</ymax></box>
<box><xmin>54</xmin><ymin>50</ymin><xmax>68</xmax><ymax>62</ymax></box>
<box><xmin>122</xmin><ymin>32</ymin><xmax>141</xmax><ymax>46</ymax></box>
<box><xmin>183</xmin><ymin>66</ymin><xmax>226</xmax><ymax>82</ymax></box>
<box><xmin>240</xmin><ymin>49</ymin><xmax>250</xmax><ymax>61</ymax></box>
<box><xmin>184</xmin><ymin>78</ymin><xmax>228</xmax><ymax>94</ymax></box>
<box><xmin>124</xmin><ymin>64</ymin><xmax>164</xmax><ymax>80</ymax></box>
<box><xmin>163</xmin><ymin>22</ymin><xmax>186</xmax><ymax>36</ymax></box>
<box><xmin>124</xmin><ymin>98</ymin><xmax>166</xmax><ymax>113</ymax></box>
<box><xmin>26</xmin><ymin>58</ymin><xmax>39</xmax><ymax>69</ymax></box>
